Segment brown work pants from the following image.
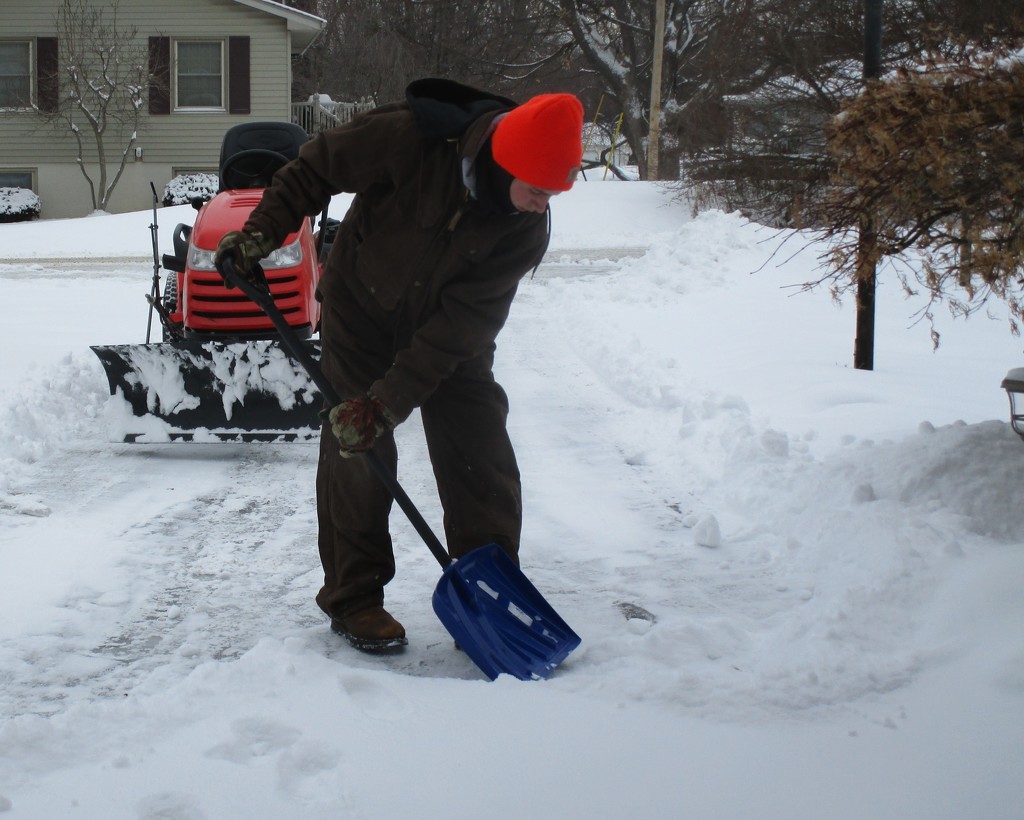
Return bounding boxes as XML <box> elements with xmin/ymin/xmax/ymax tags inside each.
<box><xmin>314</xmin><ymin>279</ymin><xmax>522</xmax><ymax>619</ymax></box>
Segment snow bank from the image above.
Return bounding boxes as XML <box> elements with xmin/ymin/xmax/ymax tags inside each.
<box><xmin>0</xmin><ymin>184</ymin><xmax>1022</xmax><ymax>818</ymax></box>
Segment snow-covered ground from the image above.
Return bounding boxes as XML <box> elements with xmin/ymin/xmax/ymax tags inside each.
<box><xmin>1</xmin><ymin>181</ymin><xmax>1022</xmax><ymax>819</ymax></box>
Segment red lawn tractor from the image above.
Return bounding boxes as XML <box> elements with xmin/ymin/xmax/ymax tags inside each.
<box><xmin>92</xmin><ymin>122</ymin><xmax>330</xmax><ymax>441</ymax></box>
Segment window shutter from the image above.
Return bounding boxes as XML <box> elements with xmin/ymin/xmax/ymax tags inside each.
<box><xmin>149</xmin><ymin>36</ymin><xmax>170</xmax><ymax>115</ymax></box>
<box><xmin>36</xmin><ymin>37</ymin><xmax>59</xmax><ymax>113</ymax></box>
<box><xmin>228</xmin><ymin>36</ymin><xmax>250</xmax><ymax>115</ymax></box>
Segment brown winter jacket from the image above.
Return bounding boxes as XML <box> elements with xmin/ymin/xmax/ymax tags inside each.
<box><xmin>243</xmin><ymin>84</ymin><xmax>550</xmax><ymax>422</ymax></box>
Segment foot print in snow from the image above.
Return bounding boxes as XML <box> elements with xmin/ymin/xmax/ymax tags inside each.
<box><xmin>204</xmin><ymin>717</ymin><xmax>302</xmax><ymax>764</ymax></box>
<box><xmin>0</xmin><ymin>494</ymin><xmax>51</xmax><ymax>517</ymax></box>
<box><xmin>339</xmin><ymin>672</ymin><xmax>412</xmax><ymax>721</ymax></box>
<box><xmin>204</xmin><ymin>718</ymin><xmax>344</xmax><ymax>808</ymax></box>
<box><xmin>135</xmin><ymin>792</ymin><xmax>206</xmax><ymax>820</ymax></box>
<box><xmin>852</xmin><ymin>482</ymin><xmax>876</xmax><ymax>503</ymax></box>
<box><xmin>277</xmin><ymin>740</ymin><xmax>346</xmax><ymax>806</ymax></box>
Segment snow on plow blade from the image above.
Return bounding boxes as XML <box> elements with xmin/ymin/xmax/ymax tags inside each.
<box><xmin>91</xmin><ymin>340</ymin><xmax>323</xmax><ymax>442</ymax></box>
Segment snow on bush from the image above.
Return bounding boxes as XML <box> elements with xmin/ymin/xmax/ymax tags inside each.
<box><xmin>162</xmin><ymin>172</ymin><xmax>219</xmax><ymax>207</ymax></box>
<box><xmin>0</xmin><ymin>187</ymin><xmax>41</xmax><ymax>222</ymax></box>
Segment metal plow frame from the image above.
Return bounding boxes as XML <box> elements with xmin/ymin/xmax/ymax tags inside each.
<box><xmin>92</xmin><ymin>340</ymin><xmax>323</xmax><ymax>442</ymax></box>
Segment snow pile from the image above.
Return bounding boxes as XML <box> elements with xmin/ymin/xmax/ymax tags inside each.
<box><xmin>0</xmin><ymin>353</ymin><xmax>107</xmax><ymax>512</ymax></box>
<box><xmin>0</xmin><ymin>182</ymin><xmax>1022</xmax><ymax>818</ymax></box>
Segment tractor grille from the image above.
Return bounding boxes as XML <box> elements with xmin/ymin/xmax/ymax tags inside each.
<box><xmin>188</xmin><ymin>272</ymin><xmax>304</xmax><ymax>321</ymax></box>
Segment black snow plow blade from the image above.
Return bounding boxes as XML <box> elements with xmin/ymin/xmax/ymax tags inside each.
<box><xmin>91</xmin><ymin>340</ymin><xmax>323</xmax><ymax>442</ymax></box>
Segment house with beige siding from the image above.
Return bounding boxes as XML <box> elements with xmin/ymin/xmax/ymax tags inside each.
<box><xmin>1</xmin><ymin>0</ymin><xmax>324</xmax><ymax>218</ymax></box>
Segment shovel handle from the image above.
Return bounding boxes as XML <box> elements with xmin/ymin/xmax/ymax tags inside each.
<box><xmin>217</xmin><ymin>258</ymin><xmax>453</xmax><ymax>569</ymax></box>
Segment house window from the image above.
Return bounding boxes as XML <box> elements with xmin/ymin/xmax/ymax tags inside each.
<box><xmin>0</xmin><ymin>41</ymin><xmax>32</xmax><ymax>109</ymax></box>
<box><xmin>0</xmin><ymin>171</ymin><xmax>34</xmax><ymax>189</ymax></box>
<box><xmin>176</xmin><ymin>41</ymin><xmax>223</xmax><ymax>109</ymax></box>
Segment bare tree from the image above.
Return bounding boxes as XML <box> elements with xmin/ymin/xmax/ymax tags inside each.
<box><xmin>293</xmin><ymin>1</ymin><xmax>417</xmax><ymax>104</ymax></box>
<box><xmin>541</xmin><ymin>0</ymin><xmax>736</xmax><ymax>180</ymax></box>
<box><xmin>397</xmin><ymin>0</ymin><xmax>572</xmax><ymax>93</ymax></box>
<box><xmin>812</xmin><ymin>44</ymin><xmax>1024</xmax><ymax>343</ymax></box>
<box><xmin>50</xmin><ymin>0</ymin><xmax>147</xmax><ymax>213</ymax></box>
<box><xmin>680</xmin><ymin>0</ymin><xmax>1024</xmax><ymax>226</ymax></box>
<box><xmin>298</xmin><ymin>0</ymin><xmax>1024</xmax><ymax>192</ymax></box>
<box><xmin>386</xmin><ymin>0</ymin><xmax>737</xmax><ymax>180</ymax></box>
<box><xmin>680</xmin><ymin>0</ymin><xmax>865</xmax><ymax>224</ymax></box>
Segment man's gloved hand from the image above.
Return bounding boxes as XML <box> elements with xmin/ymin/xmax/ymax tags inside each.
<box><xmin>328</xmin><ymin>393</ymin><xmax>397</xmax><ymax>457</ymax></box>
<box><xmin>214</xmin><ymin>229</ymin><xmax>276</xmax><ymax>285</ymax></box>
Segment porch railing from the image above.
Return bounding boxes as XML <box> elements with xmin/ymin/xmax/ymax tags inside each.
<box><xmin>291</xmin><ymin>96</ymin><xmax>376</xmax><ymax>135</ymax></box>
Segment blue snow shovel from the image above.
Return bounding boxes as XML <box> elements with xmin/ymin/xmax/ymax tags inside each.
<box><xmin>218</xmin><ymin>260</ymin><xmax>581</xmax><ymax>680</ymax></box>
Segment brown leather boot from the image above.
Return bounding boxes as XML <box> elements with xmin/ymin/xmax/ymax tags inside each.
<box><xmin>331</xmin><ymin>605</ymin><xmax>408</xmax><ymax>653</ymax></box>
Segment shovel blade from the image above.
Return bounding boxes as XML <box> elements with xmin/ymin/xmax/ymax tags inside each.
<box><xmin>432</xmin><ymin>543</ymin><xmax>581</xmax><ymax>681</ymax></box>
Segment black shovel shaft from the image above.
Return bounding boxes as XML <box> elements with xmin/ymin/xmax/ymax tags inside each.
<box><xmin>217</xmin><ymin>259</ymin><xmax>453</xmax><ymax>568</ymax></box>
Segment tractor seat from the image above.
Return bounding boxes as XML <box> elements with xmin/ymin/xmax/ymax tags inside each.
<box><xmin>218</xmin><ymin>121</ymin><xmax>309</xmax><ymax>192</ymax></box>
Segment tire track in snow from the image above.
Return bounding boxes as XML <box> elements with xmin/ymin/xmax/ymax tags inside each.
<box><xmin>2</xmin><ymin>443</ymin><xmax>324</xmax><ymax>717</ymax></box>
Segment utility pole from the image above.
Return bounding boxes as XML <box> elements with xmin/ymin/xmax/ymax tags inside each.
<box><xmin>647</xmin><ymin>0</ymin><xmax>666</xmax><ymax>180</ymax></box>
<box><xmin>854</xmin><ymin>0</ymin><xmax>883</xmax><ymax>370</ymax></box>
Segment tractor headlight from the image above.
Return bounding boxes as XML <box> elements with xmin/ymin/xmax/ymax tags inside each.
<box><xmin>262</xmin><ymin>239</ymin><xmax>304</xmax><ymax>270</ymax></box>
<box><xmin>187</xmin><ymin>245</ymin><xmax>218</xmax><ymax>271</ymax></box>
<box><xmin>188</xmin><ymin>238</ymin><xmax>304</xmax><ymax>272</ymax></box>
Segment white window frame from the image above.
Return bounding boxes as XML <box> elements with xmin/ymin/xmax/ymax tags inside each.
<box><xmin>0</xmin><ymin>39</ymin><xmax>34</xmax><ymax>111</ymax></box>
<box><xmin>174</xmin><ymin>40</ymin><xmax>225</xmax><ymax>112</ymax></box>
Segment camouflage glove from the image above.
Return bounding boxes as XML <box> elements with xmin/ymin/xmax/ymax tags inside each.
<box><xmin>214</xmin><ymin>229</ymin><xmax>276</xmax><ymax>285</ymax></box>
<box><xmin>328</xmin><ymin>393</ymin><xmax>397</xmax><ymax>458</ymax></box>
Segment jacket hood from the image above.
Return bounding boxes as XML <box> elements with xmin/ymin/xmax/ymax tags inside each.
<box><xmin>406</xmin><ymin>78</ymin><xmax>517</xmax><ymax>141</ymax></box>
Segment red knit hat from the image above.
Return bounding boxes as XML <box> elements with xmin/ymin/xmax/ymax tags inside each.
<box><xmin>492</xmin><ymin>93</ymin><xmax>584</xmax><ymax>192</ymax></box>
